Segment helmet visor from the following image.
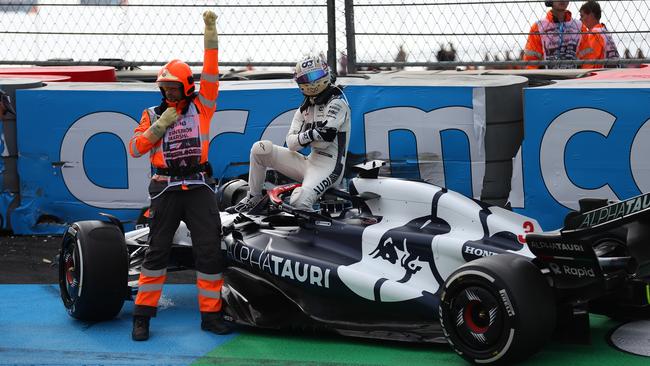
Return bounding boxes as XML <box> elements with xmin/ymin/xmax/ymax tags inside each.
<box><xmin>158</xmin><ymin>81</ymin><xmax>183</xmax><ymax>88</ymax></box>
<box><xmin>295</xmin><ymin>68</ymin><xmax>328</xmax><ymax>84</ymax></box>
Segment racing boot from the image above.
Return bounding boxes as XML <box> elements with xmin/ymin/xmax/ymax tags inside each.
<box><xmin>131</xmin><ymin>315</ymin><xmax>150</xmax><ymax>341</ymax></box>
<box><xmin>200</xmin><ymin>312</ymin><xmax>232</xmax><ymax>335</ymax></box>
<box><xmin>226</xmin><ymin>194</ymin><xmax>263</xmax><ymax>214</ymax></box>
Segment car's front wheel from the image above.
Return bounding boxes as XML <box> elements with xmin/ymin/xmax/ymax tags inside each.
<box><xmin>58</xmin><ymin>220</ymin><xmax>129</xmax><ymax>321</ymax></box>
<box><xmin>439</xmin><ymin>254</ymin><xmax>556</xmax><ymax>365</ymax></box>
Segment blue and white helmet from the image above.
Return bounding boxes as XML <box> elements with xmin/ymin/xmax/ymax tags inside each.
<box><xmin>294</xmin><ymin>55</ymin><xmax>331</xmax><ymax>96</ymax></box>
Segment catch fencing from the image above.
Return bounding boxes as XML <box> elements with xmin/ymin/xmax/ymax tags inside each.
<box><xmin>0</xmin><ymin>0</ymin><xmax>649</xmax><ymax>71</ymax></box>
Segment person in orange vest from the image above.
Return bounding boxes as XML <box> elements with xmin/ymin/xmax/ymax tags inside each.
<box><xmin>524</xmin><ymin>1</ymin><xmax>583</xmax><ymax>69</ymax></box>
<box><xmin>577</xmin><ymin>0</ymin><xmax>620</xmax><ymax>68</ymax></box>
<box><xmin>128</xmin><ymin>10</ymin><xmax>229</xmax><ymax>341</ymax></box>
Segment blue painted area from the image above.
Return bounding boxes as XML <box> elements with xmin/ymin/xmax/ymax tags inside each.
<box><xmin>0</xmin><ymin>284</ymin><xmax>235</xmax><ymax>365</ymax></box>
<box><xmin>84</xmin><ymin>132</ymin><xmax>129</xmax><ymax>189</ymax></box>
<box><xmin>388</xmin><ymin>129</ymin><xmax>420</xmax><ymax>180</ymax></box>
<box><xmin>440</xmin><ymin>129</ymin><xmax>472</xmax><ymax>197</ymax></box>
<box><xmin>519</xmin><ymin>87</ymin><xmax>650</xmax><ymax>230</ymax></box>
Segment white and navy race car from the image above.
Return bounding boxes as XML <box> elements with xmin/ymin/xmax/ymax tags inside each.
<box><xmin>58</xmin><ymin>161</ymin><xmax>650</xmax><ymax>365</ymax></box>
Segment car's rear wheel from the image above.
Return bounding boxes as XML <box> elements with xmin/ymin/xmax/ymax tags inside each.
<box><xmin>58</xmin><ymin>220</ymin><xmax>128</xmax><ymax>321</ymax></box>
<box><xmin>439</xmin><ymin>254</ymin><xmax>556</xmax><ymax>365</ymax></box>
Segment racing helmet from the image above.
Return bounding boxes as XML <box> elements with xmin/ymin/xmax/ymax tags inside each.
<box><xmin>157</xmin><ymin>59</ymin><xmax>195</xmax><ymax>97</ymax></box>
<box><xmin>294</xmin><ymin>56</ymin><xmax>331</xmax><ymax>97</ymax></box>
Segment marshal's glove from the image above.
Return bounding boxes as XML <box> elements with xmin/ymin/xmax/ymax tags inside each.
<box><xmin>149</xmin><ymin>108</ymin><xmax>178</xmax><ymax>138</ymax></box>
<box><xmin>157</xmin><ymin>107</ymin><xmax>178</xmax><ymax>129</ymax></box>
<box><xmin>203</xmin><ymin>10</ymin><xmax>218</xmax><ymax>50</ymax></box>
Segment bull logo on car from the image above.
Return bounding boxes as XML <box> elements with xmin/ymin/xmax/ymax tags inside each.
<box><xmin>338</xmin><ymin>215</ymin><xmax>448</xmax><ymax>303</ymax></box>
<box><xmin>370</xmin><ymin>237</ymin><xmax>424</xmax><ymax>283</ymax></box>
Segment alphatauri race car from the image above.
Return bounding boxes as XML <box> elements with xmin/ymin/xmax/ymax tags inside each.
<box><xmin>58</xmin><ymin>161</ymin><xmax>650</xmax><ymax>365</ymax></box>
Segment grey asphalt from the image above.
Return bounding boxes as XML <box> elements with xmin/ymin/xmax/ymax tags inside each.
<box><xmin>0</xmin><ymin>234</ymin><xmax>193</xmax><ymax>284</ymax></box>
<box><xmin>0</xmin><ymin>234</ymin><xmax>60</xmax><ymax>283</ymax></box>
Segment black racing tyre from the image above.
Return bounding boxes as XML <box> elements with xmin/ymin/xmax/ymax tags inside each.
<box><xmin>439</xmin><ymin>254</ymin><xmax>556</xmax><ymax>365</ymax></box>
<box><xmin>58</xmin><ymin>220</ymin><xmax>129</xmax><ymax>321</ymax></box>
<box><xmin>217</xmin><ymin>179</ymin><xmax>249</xmax><ymax>209</ymax></box>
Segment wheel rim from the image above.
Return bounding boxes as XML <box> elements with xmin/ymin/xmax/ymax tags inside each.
<box><xmin>451</xmin><ymin>286</ymin><xmax>504</xmax><ymax>350</ymax></box>
<box><xmin>65</xmin><ymin>254</ymin><xmax>75</xmax><ymax>285</ymax></box>
<box><xmin>60</xmin><ymin>235</ymin><xmax>80</xmax><ymax>305</ymax></box>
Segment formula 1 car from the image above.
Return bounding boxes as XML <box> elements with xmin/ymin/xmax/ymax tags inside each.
<box><xmin>57</xmin><ymin>161</ymin><xmax>650</xmax><ymax>365</ymax></box>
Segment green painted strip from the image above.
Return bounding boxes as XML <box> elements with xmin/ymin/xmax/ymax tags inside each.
<box><xmin>193</xmin><ymin>315</ymin><xmax>649</xmax><ymax>366</ymax></box>
<box><xmin>646</xmin><ymin>284</ymin><xmax>650</xmax><ymax>305</ymax></box>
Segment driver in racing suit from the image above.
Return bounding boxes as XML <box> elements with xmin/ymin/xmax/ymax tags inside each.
<box><xmin>230</xmin><ymin>55</ymin><xmax>351</xmax><ymax>212</ymax></box>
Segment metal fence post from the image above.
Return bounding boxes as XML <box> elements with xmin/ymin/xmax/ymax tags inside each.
<box><xmin>327</xmin><ymin>0</ymin><xmax>337</xmax><ymax>75</ymax></box>
<box><xmin>344</xmin><ymin>0</ymin><xmax>357</xmax><ymax>74</ymax></box>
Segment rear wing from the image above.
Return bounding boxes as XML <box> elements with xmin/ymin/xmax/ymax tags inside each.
<box><xmin>526</xmin><ymin>232</ymin><xmax>603</xmax><ymax>292</ymax></box>
<box><xmin>563</xmin><ymin>192</ymin><xmax>650</xmax><ymax>234</ymax></box>
<box><xmin>526</xmin><ymin>192</ymin><xmax>650</xmax><ymax>299</ymax></box>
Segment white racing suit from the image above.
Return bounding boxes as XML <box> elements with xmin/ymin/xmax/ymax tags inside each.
<box><xmin>248</xmin><ymin>87</ymin><xmax>351</xmax><ymax>210</ymax></box>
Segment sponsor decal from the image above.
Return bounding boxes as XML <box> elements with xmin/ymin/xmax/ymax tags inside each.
<box><xmin>499</xmin><ymin>289</ymin><xmax>515</xmax><ymax>317</ymax></box>
<box><xmin>578</xmin><ymin>193</ymin><xmax>650</xmax><ymax>229</ymax></box>
<box><xmin>561</xmin><ymin>264</ymin><xmax>596</xmax><ymax>278</ymax></box>
<box><xmin>227</xmin><ymin>240</ymin><xmax>330</xmax><ymax>288</ymax></box>
<box><xmin>528</xmin><ymin>240</ymin><xmax>584</xmax><ymax>252</ymax></box>
<box><xmin>327</xmin><ymin>104</ymin><xmax>341</xmax><ymax>118</ymax></box>
<box><xmin>548</xmin><ymin>262</ymin><xmax>596</xmax><ymax>279</ymax></box>
<box><xmin>463</xmin><ymin>244</ymin><xmax>498</xmax><ymax>258</ymax></box>
<box><xmin>313</xmin><ymin>171</ymin><xmax>339</xmax><ymax>195</ymax></box>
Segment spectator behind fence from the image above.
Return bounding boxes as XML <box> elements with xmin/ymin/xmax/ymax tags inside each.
<box><xmin>428</xmin><ymin>42</ymin><xmax>457</xmax><ymax>70</ymax></box>
<box><xmin>623</xmin><ymin>48</ymin><xmax>643</xmax><ymax>68</ymax></box>
<box><xmin>395</xmin><ymin>45</ymin><xmax>407</xmax><ymax>70</ymax></box>
<box><xmin>524</xmin><ymin>1</ymin><xmax>582</xmax><ymax>69</ymax></box>
<box><xmin>635</xmin><ymin>49</ymin><xmax>645</xmax><ymax>68</ymax></box>
<box><xmin>339</xmin><ymin>51</ymin><xmax>348</xmax><ymax>76</ymax></box>
<box><xmin>624</xmin><ymin>48</ymin><xmax>633</xmax><ymax>67</ymax></box>
<box><xmin>577</xmin><ymin>0</ymin><xmax>619</xmax><ymax>68</ymax></box>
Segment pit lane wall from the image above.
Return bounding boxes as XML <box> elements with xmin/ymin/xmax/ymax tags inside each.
<box><xmin>4</xmin><ymin>70</ymin><xmax>649</xmax><ymax>234</ymax></box>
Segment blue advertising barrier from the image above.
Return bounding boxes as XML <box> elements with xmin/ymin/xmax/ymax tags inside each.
<box><xmin>514</xmin><ymin>79</ymin><xmax>650</xmax><ymax>230</ymax></box>
<box><xmin>14</xmin><ymin>75</ymin><xmax>525</xmax><ymax>234</ymax></box>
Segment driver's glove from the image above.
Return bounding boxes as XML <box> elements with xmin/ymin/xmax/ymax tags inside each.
<box><xmin>313</xmin><ymin>126</ymin><xmax>337</xmax><ymax>142</ymax></box>
<box><xmin>298</xmin><ymin>126</ymin><xmax>337</xmax><ymax>145</ymax></box>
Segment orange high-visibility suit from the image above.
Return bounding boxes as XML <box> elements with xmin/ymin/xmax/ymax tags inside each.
<box><xmin>129</xmin><ymin>43</ymin><xmax>224</xmax><ymax>319</ymax></box>
<box><xmin>524</xmin><ymin>10</ymin><xmax>582</xmax><ymax>69</ymax></box>
<box><xmin>577</xmin><ymin>23</ymin><xmax>620</xmax><ymax>68</ymax></box>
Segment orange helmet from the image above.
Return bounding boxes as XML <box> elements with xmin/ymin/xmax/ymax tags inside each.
<box><xmin>157</xmin><ymin>59</ymin><xmax>195</xmax><ymax>97</ymax></box>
